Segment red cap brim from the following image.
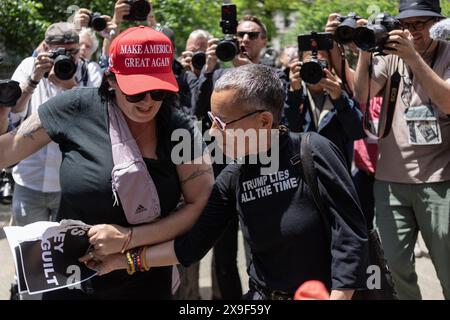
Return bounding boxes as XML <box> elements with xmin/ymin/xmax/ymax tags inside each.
<box><xmin>115</xmin><ymin>72</ymin><xmax>179</xmax><ymax>95</ymax></box>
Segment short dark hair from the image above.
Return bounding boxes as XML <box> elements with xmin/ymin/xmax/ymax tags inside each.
<box><xmin>239</xmin><ymin>15</ymin><xmax>267</xmax><ymax>39</ymax></box>
<box><xmin>214</xmin><ymin>64</ymin><xmax>285</xmax><ymax>126</ymax></box>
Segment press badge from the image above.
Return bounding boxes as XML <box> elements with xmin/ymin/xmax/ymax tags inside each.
<box><xmin>404</xmin><ymin>105</ymin><xmax>442</xmax><ymax>145</ymax></box>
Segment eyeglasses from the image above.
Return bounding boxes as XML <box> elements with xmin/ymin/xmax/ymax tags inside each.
<box><xmin>67</xmin><ymin>48</ymin><xmax>80</xmax><ymax>55</ymax></box>
<box><xmin>237</xmin><ymin>31</ymin><xmax>261</xmax><ymax>40</ymax></box>
<box><xmin>125</xmin><ymin>90</ymin><xmax>167</xmax><ymax>103</ymax></box>
<box><xmin>401</xmin><ymin>17</ymin><xmax>435</xmax><ymax>31</ymax></box>
<box><xmin>207</xmin><ymin>110</ymin><xmax>264</xmax><ymax>131</ymax></box>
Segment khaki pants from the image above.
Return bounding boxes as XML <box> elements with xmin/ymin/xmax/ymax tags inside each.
<box><xmin>374</xmin><ymin>180</ymin><xmax>450</xmax><ymax>300</ymax></box>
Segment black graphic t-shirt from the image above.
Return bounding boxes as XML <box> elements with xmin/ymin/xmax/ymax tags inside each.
<box><xmin>175</xmin><ymin>131</ymin><xmax>369</xmax><ymax>294</ymax></box>
<box><xmin>38</xmin><ymin>87</ymin><xmax>200</xmax><ymax>298</ymax></box>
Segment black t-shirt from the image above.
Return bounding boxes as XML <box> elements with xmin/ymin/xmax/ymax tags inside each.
<box><xmin>38</xmin><ymin>87</ymin><xmax>199</xmax><ymax>298</ymax></box>
<box><xmin>175</xmin><ymin>131</ymin><xmax>369</xmax><ymax>294</ymax></box>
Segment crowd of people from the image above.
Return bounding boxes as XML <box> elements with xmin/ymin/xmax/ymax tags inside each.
<box><xmin>0</xmin><ymin>0</ymin><xmax>449</xmax><ymax>300</ymax></box>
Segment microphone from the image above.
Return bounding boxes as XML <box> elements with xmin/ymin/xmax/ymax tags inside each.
<box><xmin>430</xmin><ymin>18</ymin><xmax>450</xmax><ymax>41</ymax></box>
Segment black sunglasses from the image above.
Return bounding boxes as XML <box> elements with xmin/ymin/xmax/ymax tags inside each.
<box><xmin>125</xmin><ymin>90</ymin><xmax>167</xmax><ymax>103</ymax></box>
<box><xmin>237</xmin><ymin>31</ymin><xmax>261</xmax><ymax>40</ymax></box>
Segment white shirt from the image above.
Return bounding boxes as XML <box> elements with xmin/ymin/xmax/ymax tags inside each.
<box><xmin>11</xmin><ymin>56</ymin><xmax>102</xmax><ymax>192</ymax></box>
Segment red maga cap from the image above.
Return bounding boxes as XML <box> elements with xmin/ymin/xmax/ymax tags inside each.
<box><xmin>109</xmin><ymin>26</ymin><xmax>178</xmax><ymax>95</ymax></box>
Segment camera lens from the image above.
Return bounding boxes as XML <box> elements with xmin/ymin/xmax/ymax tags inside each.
<box><xmin>191</xmin><ymin>52</ymin><xmax>206</xmax><ymax>70</ymax></box>
<box><xmin>354</xmin><ymin>25</ymin><xmax>385</xmax><ymax>52</ymax></box>
<box><xmin>300</xmin><ymin>61</ymin><xmax>324</xmax><ymax>85</ymax></box>
<box><xmin>335</xmin><ymin>16</ymin><xmax>358</xmax><ymax>44</ymax></box>
<box><xmin>54</xmin><ymin>55</ymin><xmax>77</xmax><ymax>80</ymax></box>
<box><xmin>0</xmin><ymin>80</ymin><xmax>21</xmax><ymax>107</ymax></box>
<box><xmin>90</xmin><ymin>13</ymin><xmax>107</xmax><ymax>32</ymax></box>
<box><xmin>125</xmin><ymin>0</ymin><xmax>151</xmax><ymax>21</ymax></box>
<box><xmin>216</xmin><ymin>40</ymin><xmax>239</xmax><ymax>62</ymax></box>
<box><xmin>335</xmin><ymin>25</ymin><xmax>355</xmax><ymax>44</ymax></box>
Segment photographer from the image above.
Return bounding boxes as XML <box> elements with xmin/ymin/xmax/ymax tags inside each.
<box><xmin>9</xmin><ymin>22</ymin><xmax>102</xmax><ymax>229</ymax></box>
<box><xmin>73</xmin><ymin>8</ymin><xmax>120</xmax><ymax>73</ymax></box>
<box><xmin>194</xmin><ymin>15</ymin><xmax>286</xmax><ymax>123</ymax></box>
<box><xmin>181</xmin><ymin>30</ymin><xmax>211</xmax><ymax>77</ymax></box>
<box><xmin>178</xmin><ymin>30</ymin><xmax>211</xmax><ymax>113</ymax></box>
<box><xmin>285</xmin><ymin>48</ymin><xmax>364</xmax><ymax>170</ymax></box>
<box><xmin>353</xmin><ymin>0</ymin><xmax>450</xmax><ymax>300</ymax></box>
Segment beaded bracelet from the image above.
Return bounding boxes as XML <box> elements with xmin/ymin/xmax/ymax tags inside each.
<box><xmin>126</xmin><ymin>251</ymin><xmax>135</xmax><ymax>275</ymax></box>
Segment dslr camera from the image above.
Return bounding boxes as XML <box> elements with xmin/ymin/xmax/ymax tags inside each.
<box><xmin>216</xmin><ymin>3</ymin><xmax>240</xmax><ymax>62</ymax></box>
<box><xmin>353</xmin><ymin>13</ymin><xmax>402</xmax><ymax>53</ymax></box>
<box><xmin>88</xmin><ymin>12</ymin><xmax>107</xmax><ymax>32</ymax></box>
<box><xmin>46</xmin><ymin>48</ymin><xmax>78</xmax><ymax>81</ymax></box>
<box><xmin>334</xmin><ymin>13</ymin><xmax>362</xmax><ymax>44</ymax></box>
<box><xmin>123</xmin><ymin>0</ymin><xmax>152</xmax><ymax>21</ymax></box>
<box><xmin>191</xmin><ymin>52</ymin><xmax>206</xmax><ymax>70</ymax></box>
<box><xmin>298</xmin><ymin>32</ymin><xmax>334</xmax><ymax>84</ymax></box>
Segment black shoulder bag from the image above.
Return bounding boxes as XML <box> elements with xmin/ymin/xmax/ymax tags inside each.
<box><xmin>296</xmin><ymin>132</ymin><xmax>398</xmax><ymax>300</ymax></box>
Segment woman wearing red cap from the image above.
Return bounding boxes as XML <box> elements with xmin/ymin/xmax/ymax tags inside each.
<box><xmin>0</xmin><ymin>26</ymin><xmax>214</xmax><ymax>299</ymax></box>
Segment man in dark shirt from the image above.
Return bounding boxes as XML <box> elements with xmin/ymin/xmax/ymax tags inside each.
<box><xmin>194</xmin><ymin>15</ymin><xmax>287</xmax><ymax>125</ymax></box>
<box><xmin>88</xmin><ymin>64</ymin><xmax>369</xmax><ymax>300</ymax></box>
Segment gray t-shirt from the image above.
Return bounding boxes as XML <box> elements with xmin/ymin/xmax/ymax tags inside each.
<box><xmin>371</xmin><ymin>40</ymin><xmax>450</xmax><ymax>183</ymax></box>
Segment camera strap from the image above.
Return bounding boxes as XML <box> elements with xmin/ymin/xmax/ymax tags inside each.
<box><xmin>381</xmin><ymin>67</ymin><xmax>400</xmax><ymax>138</ymax></box>
<box><xmin>363</xmin><ymin>54</ymin><xmax>400</xmax><ymax>139</ymax></box>
<box><xmin>79</xmin><ymin>59</ymin><xmax>89</xmax><ymax>87</ymax></box>
<box><xmin>337</xmin><ymin>44</ymin><xmax>353</xmax><ymax>97</ymax></box>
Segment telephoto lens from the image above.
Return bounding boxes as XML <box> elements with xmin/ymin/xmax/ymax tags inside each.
<box><xmin>353</xmin><ymin>13</ymin><xmax>402</xmax><ymax>53</ymax></box>
<box><xmin>89</xmin><ymin>12</ymin><xmax>107</xmax><ymax>32</ymax></box>
<box><xmin>191</xmin><ymin>52</ymin><xmax>206</xmax><ymax>70</ymax></box>
<box><xmin>300</xmin><ymin>59</ymin><xmax>329</xmax><ymax>85</ymax></box>
<box><xmin>50</xmin><ymin>48</ymin><xmax>77</xmax><ymax>80</ymax></box>
<box><xmin>216</xmin><ymin>37</ymin><xmax>240</xmax><ymax>62</ymax></box>
<box><xmin>335</xmin><ymin>13</ymin><xmax>360</xmax><ymax>44</ymax></box>
<box><xmin>123</xmin><ymin>0</ymin><xmax>151</xmax><ymax>21</ymax></box>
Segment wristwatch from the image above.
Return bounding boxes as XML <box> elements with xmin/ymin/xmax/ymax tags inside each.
<box><xmin>27</xmin><ymin>75</ymin><xmax>40</xmax><ymax>87</ymax></box>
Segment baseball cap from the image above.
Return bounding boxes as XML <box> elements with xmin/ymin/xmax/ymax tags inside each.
<box><xmin>397</xmin><ymin>0</ymin><xmax>445</xmax><ymax>20</ymax></box>
<box><xmin>108</xmin><ymin>26</ymin><xmax>178</xmax><ymax>95</ymax></box>
<box><xmin>45</xmin><ymin>22</ymin><xmax>79</xmax><ymax>45</ymax></box>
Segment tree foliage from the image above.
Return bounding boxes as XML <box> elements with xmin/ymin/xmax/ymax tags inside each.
<box><xmin>1</xmin><ymin>0</ymin><xmax>449</xmax><ymax>69</ymax></box>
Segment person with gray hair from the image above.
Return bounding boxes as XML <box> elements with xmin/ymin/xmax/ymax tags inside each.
<box><xmin>177</xmin><ymin>29</ymin><xmax>213</xmax><ymax>115</ymax></box>
<box><xmin>9</xmin><ymin>22</ymin><xmax>102</xmax><ymax>229</ymax></box>
<box><xmin>212</xmin><ymin>63</ymin><xmax>285</xmax><ymax>126</ymax></box>
<box><xmin>181</xmin><ymin>29</ymin><xmax>212</xmax><ymax>76</ymax></box>
<box><xmin>79</xmin><ymin>28</ymin><xmax>99</xmax><ymax>61</ymax></box>
<box><xmin>85</xmin><ymin>64</ymin><xmax>370</xmax><ymax>301</ymax></box>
